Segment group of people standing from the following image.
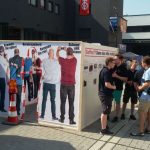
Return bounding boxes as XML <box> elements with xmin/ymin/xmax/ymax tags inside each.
<box><xmin>0</xmin><ymin>46</ymin><xmax>42</xmax><ymax>115</ymax></box>
<box><xmin>99</xmin><ymin>54</ymin><xmax>150</xmax><ymax>136</ymax></box>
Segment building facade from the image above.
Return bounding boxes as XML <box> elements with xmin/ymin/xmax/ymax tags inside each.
<box><xmin>123</xmin><ymin>14</ymin><xmax>150</xmax><ymax>55</ymax></box>
<box><xmin>0</xmin><ymin>0</ymin><xmax>123</xmax><ymax>46</ymax></box>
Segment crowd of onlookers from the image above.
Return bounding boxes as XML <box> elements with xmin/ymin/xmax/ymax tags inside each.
<box><xmin>99</xmin><ymin>54</ymin><xmax>150</xmax><ymax>136</ymax></box>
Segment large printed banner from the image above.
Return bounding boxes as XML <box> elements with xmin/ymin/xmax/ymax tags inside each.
<box><xmin>0</xmin><ymin>41</ymin><xmax>81</xmax><ymax>129</ymax></box>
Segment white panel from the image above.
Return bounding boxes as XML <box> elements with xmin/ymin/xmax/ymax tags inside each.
<box><xmin>81</xmin><ymin>43</ymin><xmax>118</xmax><ymax>129</ymax></box>
<box><xmin>124</xmin><ymin>15</ymin><xmax>150</xmax><ymax>26</ymax></box>
<box><xmin>122</xmin><ymin>32</ymin><xmax>150</xmax><ymax>39</ymax></box>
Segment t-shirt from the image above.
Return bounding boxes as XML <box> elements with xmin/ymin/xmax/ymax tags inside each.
<box><xmin>42</xmin><ymin>58</ymin><xmax>60</xmax><ymax>84</ymax></box>
<box><xmin>125</xmin><ymin>69</ymin><xmax>137</xmax><ymax>91</ymax></box>
<box><xmin>24</xmin><ymin>57</ymin><xmax>32</xmax><ymax>77</ymax></box>
<box><xmin>32</xmin><ymin>57</ymin><xmax>42</xmax><ymax>75</ymax></box>
<box><xmin>99</xmin><ymin>67</ymin><xmax>114</xmax><ymax>96</ymax></box>
<box><xmin>112</xmin><ymin>63</ymin><xmax>128</xmax><ymax>90</ymax></box>
<box><xmin>9</xmin><ymin>55</ymin><xmax>23</xmax><ymax>85</ymax></box>
<box><xmin>134</xmin><ymin>68</ymin><xmax>144</xmax><ymax>85</ymax></box>
<box><xmin>134</xmin><ymin>68</ymin><xmax>144</xmax><ymax>97</ymax></box>
<box><xmin>59</xmin><ymin>57</ymin><xmax>77</xmax><ymax>85</ymax></box>
<box><xmin>140</xmin><ymin>68</ymin><xmax>150</xmax><ymax>101</ymax></box>
<box><xmin>0</xmin><ymin>55</ymin><xmax>9</xmax><ymax>79</ymax></box>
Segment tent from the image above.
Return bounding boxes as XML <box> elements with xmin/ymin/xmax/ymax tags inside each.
<box><xmin>122</xmin><ymin>52</ymin><xmax>139</xmax><ymax>59</ymax></box>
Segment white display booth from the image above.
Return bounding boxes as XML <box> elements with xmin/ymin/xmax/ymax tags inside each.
<box><xmin>0</xmin><ymin>41</ymin><xmax>118</xmax><ymax>131</ymax></box>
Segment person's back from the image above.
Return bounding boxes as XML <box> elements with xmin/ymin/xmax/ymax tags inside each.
<box><xmin>9</xmin><ymin>55</ymin><xmax>23</xmax><ymax>85</ymax></box>
<box><xmin>59</xmin><ymin>57</ymin><xmax>77</xmax><ymax>85</ymax></box>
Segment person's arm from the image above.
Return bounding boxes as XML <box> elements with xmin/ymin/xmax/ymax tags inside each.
<box><xmin>137</xmin><ymin>81</ymin><xmax>150</xmax><ymax>91</ymax></box>
<box><xmin>104</xmin><ymin>70</ymin><xmax>116</xmax><ymax>90</ymax></box>
<box><xmin>112</xmin><ymin>72</ymin><xmax>128</xmax><ymax>82</ymax></box>
<box><xmin>56</xmin><ymin>46</ymin><xmax>61</xmax><ymax>59</ymax></box>
<box><xmin>138</xmin><ymin>70</ymin><xmax>150</xmax><ymax>91</ymax></box>
<box><xmin>105</xmin><ymin>82</ymin><xmax>116</xmax><ymax>90</ymax></box>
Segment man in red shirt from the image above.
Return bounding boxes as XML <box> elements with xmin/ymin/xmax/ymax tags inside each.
<box><xmin>56</xmin><ymin>47</ymin><xmax>77</xmax><ymax>125</ymax></box>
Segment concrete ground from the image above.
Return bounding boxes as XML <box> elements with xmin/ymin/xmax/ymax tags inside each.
<box><xmin>0</xmin><ymin>104</ymin><xmax>150</xmax><ymax>150</ymax></box>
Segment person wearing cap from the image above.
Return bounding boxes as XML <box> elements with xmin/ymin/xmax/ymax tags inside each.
<box><xmin>40</xmin><ymin>48</ymin><xmax>60</xmax><ymax>120</ymax></box>
<box><xmin>56</xmin><ymin>46</ymin><xmax>77</xmax><ymax>125</ymax></box>
<box><xmin>31</xmin><ymin>48</ymin><xmax>42</xmax><ymax>99</ymax></box>
<box><xmin>9</xmin><ymin>48</ymin><xmax>24</xmax><ymax>115</ymax></box>
<box><xmin>0</xmin><ymin>46</ymin><xmax>9</xmax><ymax>112</ymax></box>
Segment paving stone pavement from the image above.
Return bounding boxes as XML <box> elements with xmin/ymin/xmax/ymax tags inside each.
<box><xmin>0</xmin><ymin>104</ymin><xmax>150</xmax><ymax>150</ymax></box>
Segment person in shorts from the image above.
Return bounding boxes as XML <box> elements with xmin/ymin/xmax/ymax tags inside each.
<box><xmin>121</xmin><ymin>59</ymin><xmax>138</xmax><ymax>120</ymax></box>
<box><xmin>99</xmin><ymin>57</ymin><xmax>116</xmax><ymax>135</ymax></box>
<box><xmin>111</xmin><ymin>54</ymin><xmax>128</xmax><ymax>122</ymax></box>
<box><xmin>131</xmin><ymin>56</ymin><xmax>150</xmax><ymax>136</ymax></box>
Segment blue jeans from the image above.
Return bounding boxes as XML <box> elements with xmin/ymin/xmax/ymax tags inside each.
<box><xmin>41</xmin><ymin>83</ymin><xmax>56</xmax><ymax>118</ymax></box>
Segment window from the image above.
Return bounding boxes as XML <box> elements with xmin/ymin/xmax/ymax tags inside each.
<box><xmin>54</xmin><ymin>4</ymin><xmax>60</xmax><ymax>15</ymax></box>
<box><xmin>28</xmin><ymin>0</ymin><xmax>37</xmax><ymax>6</ymax></box>
<box><xmin>48</xmin><ymin>1</ymin><xmax>53</xmax><ymax>12</ymax></box>
<box><xmin>40</xmin><ymin>0</ymin><xmax>46</xmax><ymax>9</ymax></box>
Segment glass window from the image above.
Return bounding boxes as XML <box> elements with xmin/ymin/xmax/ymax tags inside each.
<box><xmin>28</xmin><ymin>0</ymin><xmax>37</xmax><ymax>6</ymax></box>
<box><xmin>54</xmin><ymin>4</ymin><xmax>60</xmax><ymax>15</ymax></box>
<box><xmin>40</xmin><ymin>0</ymin><xmax>46</xmax><ymax>9</ymax></box>
<box><xmin>48</xmin><ymin>1</ymin><xmax>53</xmax><ymax>12</ymax></box>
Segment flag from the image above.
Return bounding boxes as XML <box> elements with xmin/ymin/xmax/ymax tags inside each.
<box><xmin>79</xmin><ymin>0</ymin><xmax>90</xmax><ymax>16</ymax></box>
<box><xmin>109</xmin><ymin>17</ymin><xmax>118</xmax><ymax>32</ymax></box>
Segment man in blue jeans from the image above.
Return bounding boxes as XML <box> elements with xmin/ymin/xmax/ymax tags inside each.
<box><xmin>40</xmin><ymin>48</ymin><xmax>60</xmax><ymax>120</ymax></box>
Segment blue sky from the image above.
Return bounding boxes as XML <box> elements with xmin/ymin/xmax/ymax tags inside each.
<box><xmin>123</xmin><ymin>0</ymin><xmax>150</xmax><ymax>15</ymax></box>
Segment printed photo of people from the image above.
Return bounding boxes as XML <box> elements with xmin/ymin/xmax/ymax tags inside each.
<box><xmin>0</xmin><ymin>42</ymin><xmax>81</xmax><ymax>128</ymax></box>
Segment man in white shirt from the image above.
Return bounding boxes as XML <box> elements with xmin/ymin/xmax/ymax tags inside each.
<box><xmin>0</xmin><ymin>46</ymin><xmax>9</xmax><ymax>112</ymax></box>
<box><xmin>40</xmin><ymin>48</ymin><xmax>60</xmax><ymax>120</ymax></box>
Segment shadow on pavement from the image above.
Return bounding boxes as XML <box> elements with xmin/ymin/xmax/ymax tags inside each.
<box><xmin>0</xmin><ymin>135</ymin><xmax>76</xmax><ymax>150</ymax></box>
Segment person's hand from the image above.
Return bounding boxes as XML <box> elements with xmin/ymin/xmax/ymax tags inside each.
<box><xmin>57</xmin><ymin>46</ymin><xmax>61</xmax><ymax>51</ymax></box>
<box><xmin>137</xmin><ymin>85</ymin><xmax>143</xmax><ymax>91</ymax></box>
<box><xmin>127</xmin><ymin>81</ymin><xmax>132</xmax><ymax>86</ymax></box>
<box><xmin>112</xmin><ymin>72</ymin><xmax>118</xmax><ymax>78</ymax></box>
<box><xmin>113</xmin><ymin>85</ymin><xmax>116</xmax><ymax>90</ymax></box>
<box><xmin>64</xmin><ymin>47</ymin><xmax>67</xmax><ymax>51</ymax></box>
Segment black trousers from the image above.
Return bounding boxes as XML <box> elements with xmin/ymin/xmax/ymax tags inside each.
<box><xmin>33</xmin><ymin>74</ymin><xmax>41</xmax><ymax>99</ymax></box>
<box><xmin>0</xmin><ymin>78</ymin><xmax>6</xmax><ymax>110</ymax></box>
<box><xmin>24</xmin><ymin>76</ymin><xmax>33</xmax><ymax>100</ymax></box>
<box><xmin>60</xmin><ymin>84</ymin><xmax>75</xmax><ymax>121</ymax></box>
<box><xmin>16</xmin><ymin>85</ymin><xmax>22</xmax><ymax>115</ymax></box>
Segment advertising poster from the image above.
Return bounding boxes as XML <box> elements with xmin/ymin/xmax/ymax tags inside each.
<box><xmin>0</xmin><ymin>41</ymin><xmax>81</xmax><ymax>129</ymax></box>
